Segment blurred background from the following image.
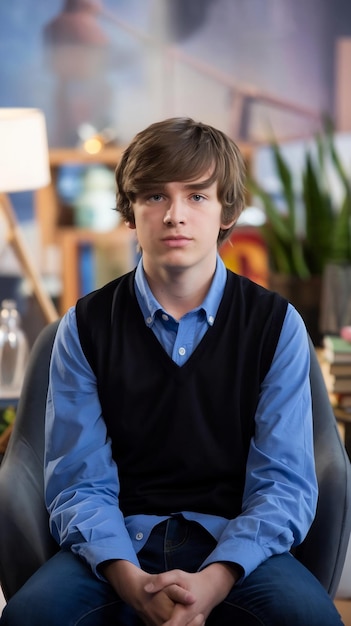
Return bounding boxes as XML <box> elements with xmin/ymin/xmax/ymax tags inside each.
<box><xmin>2</xmin><ymin>0</ymin><xmax>350</xmax><ymax>144</ymax></box>
<box><xmin>1</xmin><ymin>0</ymin><xmax>351</xmax><ymax>344</ymax></box>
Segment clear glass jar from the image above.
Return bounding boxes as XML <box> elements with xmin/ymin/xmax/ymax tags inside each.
<box><xmin>0</xmin><ymin>299</ymin><xmax>29</xmax><ymax>399</ymax></box>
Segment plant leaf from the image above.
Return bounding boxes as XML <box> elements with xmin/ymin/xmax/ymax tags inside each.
<box><xmin>303</xmin><ymin>151</ymin><xmax>335</xmax><ymax>273</ymax></box>
<box><xmin>271</xmin><ymin>143</ymin><xmax>296</xmax><ymax>231</ymax></box>
<box><xmin>330</xmin><ymin>191</ymin><xmax>351</xmax><ymax>262</ymax></box>
<box><xmin>247</xmin><ymin>179</ymin><xmax>293</xmax><ymax>243</ymax></box>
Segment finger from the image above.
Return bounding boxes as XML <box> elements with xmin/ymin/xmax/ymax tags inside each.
<box><xmin>164</xmin><ymin>583</ymin><xmax>196</xmax><ymax>605</ymax></box>
<box><xmin>163</xmin><ymin>612</ymin><xmax>205</xmax><ymax>626</ymax></box>
<box><xmin>187</xmin><ymin>615</ymin><xmax>205</xmax><ymax>626</ymax></box>
<box><xmin>144</xmin><ymin>570</ymin><xmax>185</xmax><ymax>594</ymax></box>
<box><xmin>144</xmin><ymin>580</ymin><xmax>195</xmax><ymax>605</ymax></box>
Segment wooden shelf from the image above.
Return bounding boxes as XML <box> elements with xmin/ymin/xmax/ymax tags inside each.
<box><xmin>35</xmin><ymin>146</ymin><xmax>128</xmax><ymax>315</ymax></box>
<box><xmin>49</xmin><ymin>146</ymin><xmax>124</xmax><ymax>167</ymax></box>
<box><xmin>58</xmin><ymin>224</ymin><xmax>134</xmax><ymax>313</ymax></box>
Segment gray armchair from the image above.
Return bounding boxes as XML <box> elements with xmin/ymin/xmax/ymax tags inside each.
<box><xmin>0</xmin><ymin>322</ymin><xmax>350</xmax><ymax>601</ymax></box>
<box><xmin>0</xmin><ymin>320</ymin><xmax>60</xmax><ymax>600</ymax></box>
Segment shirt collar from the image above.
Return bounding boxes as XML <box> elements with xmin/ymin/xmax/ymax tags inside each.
<box><xmin>134</xmin><ymin>254</ymin><xmax>227</xmax><ymax>327</ymax></box>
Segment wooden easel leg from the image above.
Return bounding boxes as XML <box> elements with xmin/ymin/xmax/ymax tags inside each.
<box><xmin>0</xmin><ymin>193</ymin><xmax>59</xmax><ymax>324</ymax></box>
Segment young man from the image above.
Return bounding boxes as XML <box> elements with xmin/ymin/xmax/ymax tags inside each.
<box><xmin>1</xmin><ymin>118</ymin><xmax>342</xmax><ymax>625</ymax></box>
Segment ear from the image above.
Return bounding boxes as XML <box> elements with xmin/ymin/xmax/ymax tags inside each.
<box><xmin>125</xmin><ymin>220</ymin><xmax>136</xmax><ymax>230</ymax></box>
<box><xmin>220</xmin><ymin>218</ymin><xmax>236</xmax><ymax>231</ymax></box>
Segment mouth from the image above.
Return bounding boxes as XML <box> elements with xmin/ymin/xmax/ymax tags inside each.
<box><xmin>162</xmin><ymin>236</ymin><xmax>192</xmax><ymax>248</ymax></box>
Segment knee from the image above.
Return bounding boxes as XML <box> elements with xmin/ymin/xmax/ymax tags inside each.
<box><xmin>0</xmin><ymin>590</ymin><xmax>51</xmax><ymax>626</ymax></box>
<box><xmin>1</xmin><ymin>600</ymin><xmax>29</xmax><ymax>626</ymax></box>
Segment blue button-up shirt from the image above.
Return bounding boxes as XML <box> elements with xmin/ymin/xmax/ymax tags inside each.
<box><xmin>44</xmin><ymin>256</ymin><xmax>317</xmax><ymax>580</ymax></box>
<box><xmin>134</xmin><ymin>255</ymin><xmax>225</xmax><ymax>365</ymax></box>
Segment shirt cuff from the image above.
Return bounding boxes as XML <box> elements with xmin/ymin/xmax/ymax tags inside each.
<box><xmin>71</xmin><ymin>537</ymin><xmax>141</xmax><ymax>580</ymax></box>
<box><xmin>200</xmin><ymin>537</ymin><xmax>271</xmax><ymax>581</ymax></box>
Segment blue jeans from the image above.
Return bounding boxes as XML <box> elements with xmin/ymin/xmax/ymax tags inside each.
<box><xmin>0</xmin><ymin>516</ymin><xmax>343</xmax><ymax>625</ymax></box>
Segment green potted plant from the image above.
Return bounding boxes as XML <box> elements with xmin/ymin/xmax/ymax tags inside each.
<box><xmin>247</xmin><ymin>128</ymin><xmax>351</xmax><ymax>344</ymax></box>
<box><xmin>318</xmin><ymin>129</ymin><xmax>351</xmax><ymax>335</ymax></box>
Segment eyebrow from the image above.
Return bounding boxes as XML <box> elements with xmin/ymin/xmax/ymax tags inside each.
<box><xmin>182</xmin><ymin>180</ymin><xmax>214</xmax><ymax>191</ymax></box>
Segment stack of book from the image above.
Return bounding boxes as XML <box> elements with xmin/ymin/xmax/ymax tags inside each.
<box><xmin>323</xmin><ymin>335</ymin><xmax>351</xmax><ymax>410</ymax></box>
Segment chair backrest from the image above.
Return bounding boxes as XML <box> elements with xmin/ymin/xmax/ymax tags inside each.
<box><xmin>0</xmin><ymin>324</ymin><xmax>350</xmax><ymax>600</ymax></box>
<box><xmin>0</xmin><ymin>321</ymin><xmax>60</xmax><ymax>600</ymax></box>
<box><xmin>294</xmin><ymin>336</ymin><xmax>351</xmax><ymax>597</ymax></box>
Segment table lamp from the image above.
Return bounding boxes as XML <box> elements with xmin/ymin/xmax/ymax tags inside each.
<box><xmin>0</xmin><ymin>108</ymin><xmax>58</xmax><ymax>323</ymax></box>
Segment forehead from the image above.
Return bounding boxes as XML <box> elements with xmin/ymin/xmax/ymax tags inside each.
<box><xmin>140</xmin><ymin>170</ymin><xmax>218</xmax><ymax>192</ymax></box>
<box><xmin>165</xmin><ymin>178</ymin><xmax>218</xmax><ymax>191</ymax></box>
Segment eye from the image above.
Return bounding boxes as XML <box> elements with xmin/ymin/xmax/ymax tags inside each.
<box><xmin>191</xmin><ymin>194</ymin><xmax>205</xmax><ymax>202</ymax></box>
<box><xmin>149</xmin><ymin>194</ymin><xmax>164</xmax><ymax>202</ymax></box>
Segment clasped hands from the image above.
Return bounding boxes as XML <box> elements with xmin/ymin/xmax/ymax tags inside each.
<box><xmin>103</xmin><ymin>559</ymin><xmax>238</xmax><ymax>626</ymax></box>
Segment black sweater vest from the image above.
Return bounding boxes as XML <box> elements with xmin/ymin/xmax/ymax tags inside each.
<box><xmin>76</xmin><ymin>270</ymin><xmax>287</xmax><ymax>520</ymax></box>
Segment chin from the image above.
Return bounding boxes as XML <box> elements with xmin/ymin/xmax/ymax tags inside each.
<box><xmin>161</xmin><ymin>255</ymin><xmax>192</xmax><ymax>271</ymax></box>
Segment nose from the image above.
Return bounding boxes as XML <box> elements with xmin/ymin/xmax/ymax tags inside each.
<box><xmin>163</xmin><ymin>197</ymin><xmax>186</xmax><ymax>225</ymax></box>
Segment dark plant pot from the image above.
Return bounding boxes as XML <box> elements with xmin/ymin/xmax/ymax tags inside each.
<box><xmin>320</xmin><ymin>263</ymin><xmax>351</xmax><ymax>336</ymax></box>
<box><xmin>269</xmin><ymin>273</ymin><xmax>323</xmax><ymax>346</ymax></box>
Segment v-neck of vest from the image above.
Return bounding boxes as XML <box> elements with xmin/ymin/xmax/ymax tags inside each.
<box><xmin>143</xmin><ymin>273</ymin><xmax>233</xmax><ymax>375</ymax></box>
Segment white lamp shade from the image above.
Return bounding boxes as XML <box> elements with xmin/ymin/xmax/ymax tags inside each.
<box><xmin>0</xmin><ymin>108</ymin><xmax>51</xmax><ymax>193</ymax></box>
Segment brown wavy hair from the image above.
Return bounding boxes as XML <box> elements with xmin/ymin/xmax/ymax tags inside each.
<box><xmin>115</xmin><ymin>117</ymin><xmax>246</xmax><ymax>245</ymax></box>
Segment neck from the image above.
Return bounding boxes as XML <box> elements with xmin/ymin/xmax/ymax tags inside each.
<box><xmin>143</xmin><ymin>260</ymin><xmax>216</xmax><ymax>320</ymax></box>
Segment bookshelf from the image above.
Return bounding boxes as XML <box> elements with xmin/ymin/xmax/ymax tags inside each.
<box><xmin>57</xmin><ymin>223</ymin><xmax>135</xmax><ymax>314</ymax></box>
<box><xmin>35</xmin><ymin>147</ymin><xmax>124</xmax><ymax>247</ymax></box>
<box><xmin>318</xmin><ymin>345</ymin><xmax>351</xmax><ymax>459</ymax></box>
<box><xmin>34</xmin><ymin>147</ymin><xmax>129</xmax><ymax>315</ymax></box>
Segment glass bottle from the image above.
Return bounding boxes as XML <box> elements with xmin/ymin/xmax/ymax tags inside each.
<box><xmin>0</xmin><ymin>299</ymin><xmax>29</xmax><ymax>399</ymax></box>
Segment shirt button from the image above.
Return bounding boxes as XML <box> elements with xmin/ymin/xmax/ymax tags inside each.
<box><xmin>146</xmin><ymin>316</ymin><xmax>153</xmax><ymax>325</ymax></box>
<box><xmin>161</xmin><ymin>313</ymin><xmax>169</xmax><ymax>321</ymax></box>
<box><xmin>178</xmin><ymin>347</ymin><xmax>186</xmax><ymax>356</ymax></box>
<box><xmin>208</xmin><ymin>315</ymin><xmax>214</xmax><ymax>325</ymax></box>
<box><xmin>136</xmin><ymin>532</ymin><xmax>144</xmax><ymax>541</ymax></box>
